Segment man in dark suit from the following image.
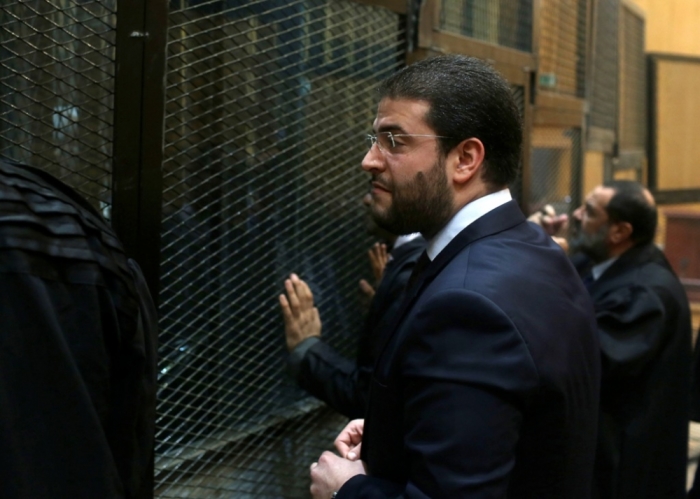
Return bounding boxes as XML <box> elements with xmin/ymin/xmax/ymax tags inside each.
<box><xmin>282</xmin><ymin>200</ymin><xmax>425</xmax><ymax>418</ymax></box>
<box><xmin>282</xmin><ymin>55</ymin><xmax>601</xmax><ymax>498</ymax></box>
<box><xmin>567</xmin><ymin>181</ymin><xmax>692</xmax><ymax>499</ymax></box>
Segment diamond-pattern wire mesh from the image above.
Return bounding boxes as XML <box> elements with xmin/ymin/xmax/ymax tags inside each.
<box><xmin>618</xmin><ymin>5</ymin><xmax>645</xmax><ymax>153</ymax></box>
<box><xmin>589</xmin><ymin>0</ymin><xmax>619</xmax><ymax>131</ymax></box>
<box><xmin>529</xmin><ymin>126</ymin><xmax>582</xmax><ymax>215</ymax></box>
<box><xmin>0</xmin><ymin>0</ymin><xmax>115</xmax><ymax>216</ymax></box>
<box><xmin>439</xmin><ymin>0</ymin><xmax>533</xmax><ymax>53</ymax></box>
<box><xmin>537</xmin><ymin>0</ymin><xmax>587</xmax><ymax>97</ymax></box>
<box><xmin>155</xmin><ymin>1</ymin><xmax>404</xmax><ymax>497</ymax></box>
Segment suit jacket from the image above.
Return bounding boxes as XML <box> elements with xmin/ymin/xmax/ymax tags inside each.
<box><xmin>339</xmin><ymin>201</ymin><xmax>601</xmax><ymax>498</ymax></box>
<box><xmin>589</xmin><ymin>243</ymin><xmax>691</xmax><ymax>499</ymax></box>
<box><xmin>0</xmin><ymin>160</ymin><xmax>158</xmax><ymax>498</ymax></box>
<box><xmin>293</xmin><ymin>237</ymin><xmax>426</xmax><ymax>418</ymax></box>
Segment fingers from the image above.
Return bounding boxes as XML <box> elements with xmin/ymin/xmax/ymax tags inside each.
<box><xmin>347</xmin><ymin>443</ymin><xmax>362</xmax><ymax>461</ymax></box>
<box><xmin>368</xmin><ymin>243</ymin><xmax>388</xmax><ymax>282</ymax></box>
<box><xmin>283</xmin><ymin>273</ymin><xmax>314</xmax><ymax>314</ymax></box>
<box><xmin>291</xmin><ymin>273</ymin><xmax>314</xmax><ymax>309</ymax></box>
<box><xmin>334</xmin><ymin>419</ymin><xmax>364</xmax><ymax>457</ymax></box>
<box><xmin>279</xmin><ymin>293</ymin><xmax>292</xmax><ymax>320</ymax></box>
<box><xmin>359</xmin><ymin>279</ymin><xmax>375</xmax><ymax>299</ymax></box>
<box><xmin>284</xmin><ymin>277</ymin><xmax>301</xmax><ymax>312</ymax></box>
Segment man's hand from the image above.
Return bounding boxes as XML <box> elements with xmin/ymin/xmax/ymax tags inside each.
<box><xmin>528</xmin><ymin>204</ymin><xmax>569</xmax><ymax>237</ymax></box>
<box><xmin>358</xmin><ymin>279</ymin><xmax>375</xmax><ymax>301</ymax></box>
<box><xmin>368</xmin><ymin>242</ymin><xmax>389</xmax><ymax>283</ymax></box>
<box><xmin>310</xmin><ymin>452</ymin><xmax>366</xmax><ymax>499</ymax></box>
<box><xmin>359</xmin><ymin>243</ymin><xmax>389</xmax><ymax>303</ymax></box>
<box><xmin>334</xmin><ymin>419</ymin><xmax>364</xmax><ymax>461</ymax></box>
<box><xmin>552</xmin><ymin>236</ymin><xmax>569</xmax><ymax>252</ymax></box>
<box><xmin>279</xmin><ymin>273</ymin><xmax>321</xmax><ymax>351</ymax></box>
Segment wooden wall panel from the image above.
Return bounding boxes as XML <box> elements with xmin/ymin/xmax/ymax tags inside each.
<box><xmin>656</xmin><ymin>60</ymin><xmax>700</xmax><ymax>190</ymax></box>
<box><xmin>628</xmin><ymin>0</ymin><xmax>700</xmax><ymax>56</ymax></box>
<box><xmin>583</xmin><ymin>151</ymin><xmax>604</xmax><ymax>196</ymax></box>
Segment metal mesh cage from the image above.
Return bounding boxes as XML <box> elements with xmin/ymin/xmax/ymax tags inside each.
<box><xmin>537</xmin><ymin>0</ymin><xmax>587</xmax><ymax>97</ymax></box>
<box><xmin>618</xmin><ymin>4</ymin><xmax>645</xmax><ymax>152</ymax></box>
<box><xmin>0</xmin><ymin>0</ymin><xmax>116</xmax><ymax>215</ymax></box>
<box><xmin>155</xmin><ymin>1</ymin><xmax>404</xmax><ymax>497</ymax></box>
<box><xmin>589</xmin><ymin>0</ymin><xmax>619</xmax><ymax>131</ymax></box>
<box><xmin>529</xmin><ymin>126</ymin><xmax>582</xmax><ymax>215</ymax></box>
<box><xmin>439</xmin><ymin>0</ymin><xmax>533</xmax><ymax>53</ymax></box>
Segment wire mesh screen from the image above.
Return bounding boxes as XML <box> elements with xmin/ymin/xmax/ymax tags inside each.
<box><xmin>589</xmin><ymin>0</ymin><xmax>619</xmax><ymax>131</ymax></box>
<box><xmin>0</xmin><ymin>0</ymin><xmax>116</xmax><ymax>215</ymax></box>
<box><xmin>529</xmin><ymin>126</ymin><xmax>582</xmax><ymax>215</ymax></box>
<box><xmin>439</xmin><ymin>0</ymin><xmax>533</xmax><ymax>52</ymax></box>
<box><xmin>618</xmin><ymin>5</ymin><xmax>645</xmax><ymax>154</ymax></box>
<box><xmin>537</xmin><ymin>0</ymin><xmax>587</xmax><ymax>97</ymax></box>
<box><xmin>155</xmin><ymin>1</ymin><xmax>404</xmax><ymax>497</ymax></box>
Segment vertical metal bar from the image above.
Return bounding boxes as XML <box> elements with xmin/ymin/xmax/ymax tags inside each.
<box><xmin>520</xmin><ymin>74</ymin><xmax>533</xmax><ymax>212</ymax></box>
<box><xmin>646</xmin><ymin>54</ymin><xmax>657</xmax><ymax>190</ymax></box>
<box><xmin>113</xmin><ymin>1</ymin><xmax>167</xmax><ymax>496</ymax></box>
<box><xmin>138</xmin><ymin>0</ymin><xmax>168</xmax><ymax>306</ymax></box>
<box><xmin>112</xmin><ymin>0</ymin><xmax>167</xmax><ymax>305</ymax></box>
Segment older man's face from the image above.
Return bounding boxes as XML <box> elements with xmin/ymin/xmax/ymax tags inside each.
<box><xmin>569</xmin><ymin>186</ymin><xmax>616</xmax><ymax>262</ymax></box>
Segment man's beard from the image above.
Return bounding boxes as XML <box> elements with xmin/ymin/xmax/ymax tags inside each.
<box><xmin>370</xmin><ymin>157</ymin><xmax>454</xmax><ymax>238</ymax></box>
<box><xmin>569</xmin><ymin>220</ymin><xmax>610</xmax><ymax>263</ymax></box>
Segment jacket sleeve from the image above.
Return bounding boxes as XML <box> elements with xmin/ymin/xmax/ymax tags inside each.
<box><xmin>294</xmin><ymin>340</ymin><xmax>370</xmax><ymax>419</ymax></box>
<box><xmin>290</xmin><ymin>245</ymin><xmax>424</xmax><ymax>420</ymax></box>
<box><xmin>594</xmin><ymin>283</ymin><xmax>669</xmax><ymax>381</ymax></box>
<box><xmin>339</xmin><ymin>289</ymin><xmax>539</xmax><ymax>498</ymax></box>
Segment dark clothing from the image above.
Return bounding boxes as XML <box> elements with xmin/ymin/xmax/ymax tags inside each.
<box><xmin>589</xmin><ymin>243</ymin><xmax>692</xmax><ymax>499</ymax></box>
<box><xmin>689</xmin><ymin>326</ymin><xmax>700</xmax><ymax>499</ymax></box>
<box><xmin>0</xmin><ymin>160</ymin><xmax>158</xmax><ymax>498</ymax></box>
<box><xmin>290</xmin><ymin>237</ymin><xmax>425</xmax><ymax>418</ymax></box>
<box><xmin>340</xmin><ymin>201</ymin><xmax>601</xmax><ymax>498</ymax></box>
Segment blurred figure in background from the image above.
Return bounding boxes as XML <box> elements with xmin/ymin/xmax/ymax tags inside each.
<box><xmin>0</xmin><ymin>159</ymin><xmax>157</xmax><ymax>498</ymax></box>
<box><xmin>534</xmin><ymin>181</ymin><xmax>692</xmax><ymax>499</ymax></box>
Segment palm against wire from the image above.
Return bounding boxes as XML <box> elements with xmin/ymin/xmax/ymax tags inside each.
<box><xmin>279</xmin><ymin>273</ymin><xmax>322</xmax><ymax>351</ymax></box>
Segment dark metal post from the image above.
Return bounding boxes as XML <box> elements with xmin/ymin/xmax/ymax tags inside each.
<box><xmin>112</xmin><ymin>0</ymin><xmax>168</xmax><ymax>305</ymax></box>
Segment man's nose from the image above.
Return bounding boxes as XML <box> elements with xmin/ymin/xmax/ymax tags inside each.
<box><xmin>361</xmin><ymin>146</ymin><xmax>385</xmax><ymax>173</ymax></box>
<box><xmin>573</xmin><ymin>206</ymin><xmax>583</xmax><ymax>221</ymax></box>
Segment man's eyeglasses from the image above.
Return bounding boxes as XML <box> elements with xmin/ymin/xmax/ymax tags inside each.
<box><xmin>366</xmin><ymin>132</ymin><xmax>451</xmax><ymax>153</ymax></box>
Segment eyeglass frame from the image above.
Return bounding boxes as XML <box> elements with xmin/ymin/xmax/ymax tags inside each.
<box><xmin>365</xmin><ymin>131</ymin><xmax>453</xmax><ymax>153</ymax></box>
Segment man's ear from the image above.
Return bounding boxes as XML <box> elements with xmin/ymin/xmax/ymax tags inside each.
<box><xmin>609</xmin><ymin>221</ymin><xmax>633</xmax><ymax>244</ymax></box>
<box><xmin>452</xmin><ymin>138</ymin><xmax>485</xmax><ymax>185</ymax></box>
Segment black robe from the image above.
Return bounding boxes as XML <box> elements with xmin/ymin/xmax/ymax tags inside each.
<box><xmin>0</xmin><ymin>160</ymin><xmax>158</xmax><ymax>498</ymax></box>
<box><xmin>588</xmin><ymin>243</ymin><xmax>692</xmax><ymax>499</ymax></box>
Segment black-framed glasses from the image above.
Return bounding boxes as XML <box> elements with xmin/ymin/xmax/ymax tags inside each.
<box><xmin>365</xmin><ymin>132</ymin><xmax>452</xmax><ymax>153</ymax></box>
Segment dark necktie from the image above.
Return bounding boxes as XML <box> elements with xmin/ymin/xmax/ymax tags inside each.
<box><xmin>406</xmin><ymin>250</ymin><xmax>431</xmax><ymax>290</ymax></box>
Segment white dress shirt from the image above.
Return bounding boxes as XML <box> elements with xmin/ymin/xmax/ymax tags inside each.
<box><xmin>426</xmin><ymin>189</ymin><xmax>512</xmax><ymax>261</ymax></box>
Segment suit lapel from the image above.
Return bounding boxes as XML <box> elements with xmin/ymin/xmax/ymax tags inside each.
<box><xmin>375</xmin><ymin>200</ymin><xmax>526</xmax><ymax>362</ymax></box>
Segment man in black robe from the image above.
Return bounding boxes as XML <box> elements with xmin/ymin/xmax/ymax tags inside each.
<box><xmin>569</xmin><ymin>180</ymin><xmax>691</xmax><ymax>499</ymax></box>
<box><xmin>0</xmin><ymin>159</ymin><xmax>158</xmax><ymax>498</ymax></box>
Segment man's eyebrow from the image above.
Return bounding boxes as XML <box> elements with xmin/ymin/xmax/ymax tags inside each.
<box><xmin>375</xmin><ymin>124</ymin><xmax>407</xmax><ymax>134</ymax></box>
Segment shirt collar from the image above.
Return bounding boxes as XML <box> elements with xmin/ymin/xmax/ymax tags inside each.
<box><xmin>426</xmin><ymin>189</ymin><xmax>512</xmax><ymax>261</ymax></box>
<box><xmin>591</xmin><ymin>256</ymin><xmax>618</xmax><ymax>281</ymax></box>
<box><xmin>393</xmin><ymin>233</ymin><xmax>421</xmax><ymax>250</ymax></box>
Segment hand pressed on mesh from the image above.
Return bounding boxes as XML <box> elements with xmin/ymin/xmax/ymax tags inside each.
<box><xmin>368</xmin><ymin>242</ymin><xmax>389</xmax><ymax>284</ymax></box>
<box><xmin>279</xmin><ymin>273</ymin><xmax>321</xmax><ymax>351</ymax></box>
